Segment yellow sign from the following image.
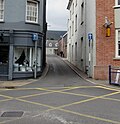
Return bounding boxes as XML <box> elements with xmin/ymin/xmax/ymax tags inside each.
<box><xmin>106</xmin><ymin>27</ymin><xmax>111</xmax><ymax>37</ymax></box>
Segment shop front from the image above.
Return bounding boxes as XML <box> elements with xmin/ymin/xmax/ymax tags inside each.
<box><xmin>0</xmin><ymin>30</ymin><xmax>43</xmax><ymax>80</ymax></box>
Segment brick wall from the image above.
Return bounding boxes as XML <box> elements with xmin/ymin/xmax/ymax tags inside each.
<box><xmin>94</xmin><ymin>0</ymin><xmax>120</xmax><ymax>79</ymax></box>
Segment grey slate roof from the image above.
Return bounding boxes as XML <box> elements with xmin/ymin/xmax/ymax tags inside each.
<box><xmin>46</xmin><ymin>30</ymin><xmax>67</xmax><ymax>40</ymax></box>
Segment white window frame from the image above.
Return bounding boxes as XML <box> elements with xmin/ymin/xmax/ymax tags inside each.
<box><xmin>0</xmin><ymin>0</ymin><xmax>4</xmax><ymax>22</ymax></box>
<box><xmin>26</xmin><ymin>0</ymin><xmax>38</xmax><ymax>23</ymax></box>
<box><xmin>115</xmin><ymin>0</ymin><xmax>120</xmax><ymax>6</ymax></box>
<box><xmin>115</xmin><ymin>30</ymin><xmax>120</xmax><ymax>58</ymax></box>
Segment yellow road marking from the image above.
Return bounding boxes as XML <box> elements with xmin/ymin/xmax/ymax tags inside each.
<box><xmin>0</xmin><ymin>94</ymin><xmax>13</xmax><ymax>99</ymax></box>
<box><xmin>58</xmin><ymin>91</ymin><xmax>95</xmax><ymax>97</ymax></box>
<box><xmin>102</xmin><ymin>97</ymin><xmax>120</xmax><ymax>102</ymax></box>
<box><xmin>15</xmin><ymin>98</ymin><xmax>55</xmax><ymax>109</ymax></box>
<box><xmin>57</xmin><ymin>91</ymin><xmax>120</xmax><ymax>109</ymax></box>
<box><xmin>16</xmin><ymin>91</ymin><xmax>120</xmax><ymax>113</ymax></box>
<box><xmin>31</xmin><ymin>91</ymin><xmax>120</xmax><ymax>124</ymax></box>
<box><xmin>0</xmin><ymin>88</ymin><xmax>118</xmax><ymax>124</ymax></box>
<box><xmin>59</xmin><ymin>108</ymin><xmax>120</xmax><ymax>124</ymax></box>
<box><xmin>18</xmin><ymin>91</ymin><xmax>52</xmax><ymax>99</ymax></box>
<box><xmin>0</xmin><ymin>98</ymin><xmax>13</xmax><ymax>103</ymax></box>
<box><xmin>96</xmin><ymin>85</ymin><xmax>120</xmax><ymax>92</ymax></box>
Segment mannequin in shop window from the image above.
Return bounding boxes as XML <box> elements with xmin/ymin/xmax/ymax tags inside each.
<box><xmin>15</xmin><ymin>50</ymin><xmax>25</xmax><ymax>65</ymax></box>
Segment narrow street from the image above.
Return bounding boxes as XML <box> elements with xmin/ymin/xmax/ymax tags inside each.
<box><xmin>23</xmin><ymin>55</ymin><xmax>94</xmax><ymax>88</ymax></box>
<box><xmin>0</xmin><ymin>55</ymin><xmax>120</xmax><ymax>124</ymax></box>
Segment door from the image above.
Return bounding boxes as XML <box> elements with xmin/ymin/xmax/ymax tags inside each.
<box><xmin>0</xmin><ymin>46</ymin><xmax>9</xmax><ymax>77</ymax></box>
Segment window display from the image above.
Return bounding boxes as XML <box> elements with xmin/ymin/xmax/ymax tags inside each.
<box><xmin>13</xmin><ymin>47</ymin><xmax>41</xmax><ymax>72</ymax></box>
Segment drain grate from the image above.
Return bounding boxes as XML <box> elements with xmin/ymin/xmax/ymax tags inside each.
<box><xmin>1</xmin><ymin>111</ymin><xmax>24</xmax><ymax>117</ymax></box>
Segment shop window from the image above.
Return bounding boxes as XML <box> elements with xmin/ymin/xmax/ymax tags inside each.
<box><xmin>13</xmin><ymin>47</ymin><xmax>41</xmax><ymax>72</ymax></box>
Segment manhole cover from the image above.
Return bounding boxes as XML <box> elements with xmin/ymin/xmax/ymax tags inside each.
<box><xmin>1</xmin><ymin>111</ymin><xmax>24</xmax><ymax>117</ymax></box>
<box><xmin>5</xmin><ymin>86</ymin><xmax>15</xmax><ymax>89</ymax></box>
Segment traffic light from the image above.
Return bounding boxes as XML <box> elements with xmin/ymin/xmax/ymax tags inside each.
<box><xmin>0</xmin><ymin>33</ymin><xmax>4</xmax><ymax>41</ymax></box>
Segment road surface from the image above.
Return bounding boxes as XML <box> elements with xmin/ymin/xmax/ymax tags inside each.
<box><xmin>0</xmin><ymin>55</ymin><xmax>120</xmax><ymax>124</ymax></box>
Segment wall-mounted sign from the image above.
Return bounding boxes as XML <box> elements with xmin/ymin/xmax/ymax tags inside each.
<box><xmin>32</xmin><ymin>33</ymin><xmax>38</xmax><ymax>41</ymax></box>
<box><xmin>88</xmin><ymin>33</ymin><xmax>93</xmax><ymax>41</ymax></box>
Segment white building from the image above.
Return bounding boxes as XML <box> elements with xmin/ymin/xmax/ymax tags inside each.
<box><xmin>67</xmin><ymin>0</ymin><xmax>120</xmax><ymax>80</ymax></box>
<box><xmin>67</xmin><ymin>0</ymin><xmax>96</xmax><ymax>77</ymax></box>
<box><xmin>46</xmin><ymin>40</ymin><xmax>58</xmax><ymax>55</ymax></box>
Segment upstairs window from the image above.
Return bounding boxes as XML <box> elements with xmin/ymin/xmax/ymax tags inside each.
<box><xmin>75</xmin><ymin>14</ymin><xmax>77</xmax><ymax>31</ymax></box>
<box><xmin>118</xmin><ymin>0</ymin><xmax>120</xmax><ymax>5</ymax></box>
<box><xmin>26</xmin><ymin>0</ymin><xmax>38</xmax><ymax>23</ymax></box>
<box><xmin>81</xmin><ymin>2</ymin><xmax>84</xmax><ymax>25</ymax></box>
<box><xmin>115</xmin><ymin>0</ymin><xmax>120</xmax><ymax>5</ymax></box>
<box><xmin>0</xmin><ymin>0</ymin><xmax>4</xmax><ymax>21</ymax></box>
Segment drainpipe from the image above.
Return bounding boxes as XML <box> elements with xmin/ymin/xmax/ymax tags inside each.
<box><xmin>8</xmin><ymin>30</ymin><xmax>14</xmax><ymax>80</ymax></box>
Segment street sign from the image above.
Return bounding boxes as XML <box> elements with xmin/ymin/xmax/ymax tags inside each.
<box><xmin>32</xmin><ymin>33</ymin><xmax>38</xmax><ymax>41</ymax></box>
<box><xmin>88</xmin><ymin>33</ymin><xmax>93</xmax><ymax>41</ymax></box>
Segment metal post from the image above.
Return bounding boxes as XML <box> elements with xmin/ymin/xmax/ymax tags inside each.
<box><xmin>8</xmin><ymin>30</ymin><xmax>14</xmax><ymax>80</ymax></box>
<box><xmin>34</xmin><ymin>40</ymin><xmax>37</xmax><ymax>79</ymax></box>
<box><xmin>88</xmin><ymin>40</ymin><xmax>91</xmax><ymax>77</ymax></box>
<box><xmin>109</xmin><ymin>65</ymin><xmax>111</xmax><ymax>85</ymax></box>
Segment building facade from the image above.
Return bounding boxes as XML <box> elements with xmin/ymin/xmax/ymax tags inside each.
<box><xmin>46</xmin><ymin>40</ymin><xmax>58</xmax><ymax>55</ymax></box>
<box><xmin>67</xmin><ymin>0</ymin><xmax>120</xmax><ymax>80</ymax></box>
<box><xmin>58</xmin><ymin>33</ymin><xmax>67</xmax><ymax>58</ymax></box>
<box><xmin>46</xmin><ymin>30</ymin><xmax>66</xmax><ymax>55</ymax></box>
<box><xmin>0</xmin><ymin>0</ymin><xmax>46</xmax><ymax>80</ymax></box>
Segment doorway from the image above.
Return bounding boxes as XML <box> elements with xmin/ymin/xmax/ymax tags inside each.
<box><xmin>0</xmin><ymin>46</ymin><xmax>9</xmax><ymax>76</ymax></box>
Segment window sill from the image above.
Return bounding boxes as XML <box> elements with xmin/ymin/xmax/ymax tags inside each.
<box><xmin>113</xmin><ymin>5</ymin><xmax>120</xmax><ymax>9</ymax></box>
<box><xmin>0</xmin><ymin>21</ymin><xmax>4</xmax><ymax>23</ymax></box>
<box><xmin>113</xmin><ymin>57</ymin><xmax>120</xmax><ymax>60</ymax></box>
<box><xmin>25</xmin><ymin>21</ymin><xmax>40</xmax><ymax>26</ymax></box>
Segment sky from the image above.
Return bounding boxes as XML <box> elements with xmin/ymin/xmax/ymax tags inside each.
<box><xmin>46</xmin><ymin>0</ymin><xmax>69</xmax><ymax>31</ymax></box>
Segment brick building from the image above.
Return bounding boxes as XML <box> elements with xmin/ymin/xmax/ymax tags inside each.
<box><xmin>67</xmin><ymin>0</ymin><xmax>120</xmax><ymax>80</ymax></box>
<box><xmin>58</xmin><ymin>33</ymin><xmax>67</xmax><ymax>58</ymax></box>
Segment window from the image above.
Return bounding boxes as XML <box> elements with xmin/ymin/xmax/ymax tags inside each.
<box><xmin>118</xmin><ymin>0</ymin><xmax>120</xmax><ymax>5</ymax></box>
<box><xmin>70</xmin><ymin>10</ymin><xmax>71</xmax><ymax>20</ymax></box>
<box><xmin>72</xmin><ymin>21</ymin><xmax>74</xmax><ymax>36</ymax></box>
<box><xmin>75</xmin><ymin>42</ymin><xmax>77</xmax><ymax>61</ymax></box>
<box><xmin>115</xmin><ymin>0</ymin><xmax>120</xmax><ymax>5</ymax></box>
<box><xmin>116</xmin><ymin>30</ymin><xmax>120</xmax><ymax>57</ymax></box>
<box><xmin>75</xmin><ymin>0</ymin><xmax>77</xmax><ymax>6</ymax></box>
<box><xmin>0</xmin><ymin>0</ymin><xmax>4</xmax><ymax>21</ymax></box>
<box><xmin>26</xmin><ymin>0</ymin><xmax>38</xmax><ymax>23</ymax></box>
<box><xmin>55</xmin><ymin>43</ymin><xmax>58</xmax><ymax>47</ymax></box>
<box><xmin>13</xmin><ymin>47</ymin><xmax>42</xmax><ymax>72</ymax></box>
<box><xmin>81</xmin><ymin>2</ymin><xmax>84</xmax><ymax>25</ymax></box>
<box><xmin>75</xmin><ymin>14</ymin><xmax>77</xmax><ymax>31</ymax></box>
<box><xmin>49</xmin><ymin>43</ymin><xmax>52</xmax><ymax>47</ymax></box>
<box><xmin>69</xmin><ymin>26</ymin><xmax>71</xmax><ymax>39</ymax></box>
<box><xmin>72</xmin><ymin>3</ymin><xmax>74</xmax><ymax>14</ymax></box>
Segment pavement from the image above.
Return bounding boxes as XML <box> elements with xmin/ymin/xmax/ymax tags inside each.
<box><xmin>0</xmin><ymin>57</ymin><xmax>111</xmax><ymax>88</ymax></box>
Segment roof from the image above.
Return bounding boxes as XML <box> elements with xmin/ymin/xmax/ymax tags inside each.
<box><xmin>46</xmin><ymin>30</ymin><xmax>67</xmax><ymax>40</ymax></box>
